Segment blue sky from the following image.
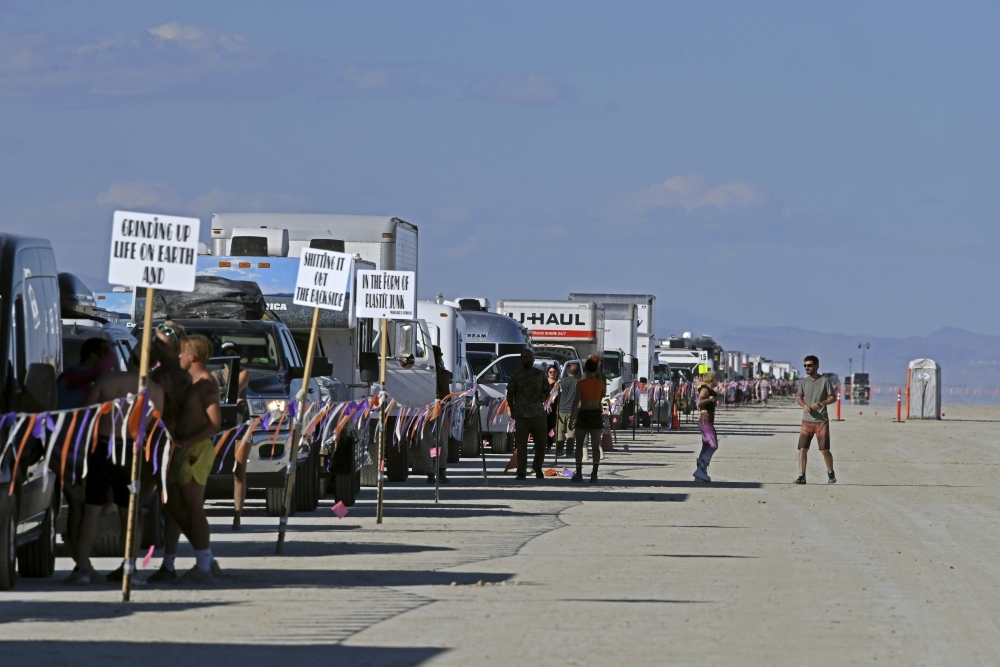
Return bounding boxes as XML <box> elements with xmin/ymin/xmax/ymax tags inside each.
<box><xmin>1</xmin><ymin>1</ymin><xmax>998</xmax><ymax>338</ymax></box>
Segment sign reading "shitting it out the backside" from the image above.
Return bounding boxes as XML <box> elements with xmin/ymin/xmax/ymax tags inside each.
<box><xmin>496</xmin><ymin>300</ymin><xmax>597</xmax><ymax>340</ymax></box>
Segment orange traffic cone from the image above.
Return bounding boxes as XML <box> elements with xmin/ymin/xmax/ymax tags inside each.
<box><xmin>671</xmin><ymin>403</ymin><xmax>679</xmax><ymax>430</ymax></box>
<box><xmin>504</xmin><ymin>450</ymin><xmax>518</xmax><ymax>473</ymax></box>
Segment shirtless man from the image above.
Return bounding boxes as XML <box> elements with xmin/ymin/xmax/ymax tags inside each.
<box><xmin>165</xmin><ymin>334</ymin><xmax>221</xmax><ymax>585</ymax></box>
<box><xmin>65</xmin><ymin>345</ymin><xmax>165</xmax><ymax>585</ymax></box>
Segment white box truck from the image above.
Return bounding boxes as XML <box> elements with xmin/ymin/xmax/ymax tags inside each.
<box><xmin>495</xmin><ymin>299</ymin><xmax>605</xmax><ymax>366</ymax></box>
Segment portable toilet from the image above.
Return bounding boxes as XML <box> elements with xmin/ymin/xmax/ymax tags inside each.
<box><xmin>907</xmin><ymin>359</ymin><xmax>941</xmax><ymax>419</ymax></box>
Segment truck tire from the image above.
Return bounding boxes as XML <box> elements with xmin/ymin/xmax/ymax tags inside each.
<box><xmin>386</xmin><ymin>439</ymin><xmax>409</xmax><ymax>482</ymax></box>
<box><xmin>490</xmin><ymin>432</ymin><xmax>510</xmax><ymax>454</ymax></box>
<box><xmin>265</xmin><ymin>486</ymin><xmax>293</xmax><ymax>517</ymax></box>
<box><xmin>334</xmin><ymin>473</ymin><xmax>356</xmax><ymax>507</ymax></box>
<box><xmin>359</xmin><ymin>424</ymin><xmax>379</xmax><ymax>487</ymax></box>
<box><xmin>92</xmin><ymin>530</ymin><xmax>122</xmax><ymax>558</ymax></box>
<box><xmin>353</xmin><ymin>470</ymin><xmax>361</xmax><ymax>495</ymax></box>
<box><xmin>0</xmin><ymin>494</ymin><xmax>17</xmax><ymax>590</ymax></box>
<box><xmin>17</xmin><ymin>503</ymin><xmax>56</xmax><ymax>578</ymax></box>
<box><xmin>295</xmin><ymin>451</ymin><xmax>319</xmax><ymax>513</ymax></box>
<box><xmin>447</xmin><ymin>437</ymin><xmax>462</xmax><ymax>464</ymax></box>
<box><xmin>462</xmin><ymin>419</ymin><xmax>481</xmax><ymax>457</ymax></box>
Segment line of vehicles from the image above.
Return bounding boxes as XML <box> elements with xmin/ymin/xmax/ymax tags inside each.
<box><xmin>0</xmin><ymin>213</ymin><xmax>801</xmax><ymax>588</ymax></box>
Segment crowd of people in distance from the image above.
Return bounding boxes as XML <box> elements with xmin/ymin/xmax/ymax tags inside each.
<box><xmin>674</xmin><ymin>375</ymin><xmax>798</xmax><ymax>417</ymax></box>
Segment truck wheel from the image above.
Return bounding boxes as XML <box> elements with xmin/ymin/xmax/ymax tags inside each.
<box><xmin>318</xmin><ymin>476</ymin><xmax>328</xmax><ymax>500</ymax></box>
<box><xmin>334</xmin><ymin>473</ymin><xmax>356</xmax><ymax>507</ymax></box>
<box><xmin>359</xmin><ymin>423</ymin><xmax>379</xmax><ymax>487</ymax></box>
<box><xmin>489</xmin><ymin>432</ymin><xmax>509</xmax><ymax>454</ymax></box>
<box><xmin>17</xmin><ymin>503</ymin><xmax>56</xmax><ymax>578</ymax></box>
<box><xmin>462</xmin><ymin>420</ymin><xmax>481</xmax><ymax>457</ymax></box>
<box><xmin>386</xmin><ymin>439</ymin><xmax>409</xmax><ymax>482</ymax></box>
<box><xmin>0</xmin><ymin>493</ymin><xmax>16</xmax><ymax>590</ymax></box>
<box><xmin>447</xmin><ymin>437</ymin><xmax>462</xmax><ymax>464</ymax></box>
<box><xmin>353</xmin><ymin>470</ymin><xmax>361</xmax><ymax>495</ymax></box>
<box><xmin>265</xmin><ymin>486</ymin><xmax>293</xmax><ymax>517</ymax></box>
<box><xmin>295</xmin><ymin>453</ymin><xmax>319</xmax><ymax>513</ymax></box>
<box><xmin>92</xmin><ymin>529</ymin><xmax>122</xmax><ymax>558</ymax></box>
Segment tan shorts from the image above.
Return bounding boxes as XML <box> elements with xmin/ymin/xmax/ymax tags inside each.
<box><xmin>169</xmin><ymin>439</ymin><xmax>216</xmax><ymax>487</ymax></box>
<box><xmin>798</xmin><ymin>421</ymin><xmax>831</xmax><ymax>451</ymax></box>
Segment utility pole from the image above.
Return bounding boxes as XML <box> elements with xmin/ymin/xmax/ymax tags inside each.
<box><xmin>858</xmin><ymin>343</ymin><xmax>870</xmax><ymax>373</ymax></box>
<box><xmin>849</xmin><ymin>358</ymin><xmax>852</xmax><ymax>376</ymax></box>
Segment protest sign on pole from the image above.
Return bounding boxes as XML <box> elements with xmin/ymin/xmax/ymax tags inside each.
<box><xmin>354</xmin><ymin>270</ymin><xmax>415</xmax><ymax>524</ymax></box>
<box><xmin>276</xmin><ymin>247</ymin><xmax>352</xmax><ymax>554</ymax></box>
<box><xmin>355</xmin><ymin>270</ymin><xmax>416</xmax><ymax>320</ymax></box>
<box><xmin>108</xmin><ymin>210</ymin><xmax>200</xmax><ymax>602</ymax></box>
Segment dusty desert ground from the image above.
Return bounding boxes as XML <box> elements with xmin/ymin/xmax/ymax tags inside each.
<box><xmin>3</xmin><ymin>400</ymin><xmax>999</xmax><ymax>666</ymax></box>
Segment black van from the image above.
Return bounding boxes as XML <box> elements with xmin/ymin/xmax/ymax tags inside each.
<box><xmin>0</xmin><ymin>234</ymin><xmax>63</xmax><ymax>590</ymax></box>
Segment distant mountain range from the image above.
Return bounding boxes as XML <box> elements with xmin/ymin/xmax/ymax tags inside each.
<box><xmin>655</xmin><ymin>308</ymin><xmax>1000</xmax><ymax>389</ymax></box>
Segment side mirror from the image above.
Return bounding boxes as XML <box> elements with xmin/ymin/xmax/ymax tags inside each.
<box><xmin>20</xmin><ymin>363</ymin><xmax>56</xmax><ymax>412</ymax></box>
<box><xmin>481</xmin><ymin>373</ymin><xmax>499</xmax><ymax>383</ymax></box>
<box><xmin>290</xmin><ymin>357</ymin><xmax>334</xmax><ymax>378</ymax></box>
<box><xmin>311</xmin><ymin>357</ymin><xmax>333</xmax><ymax>377</ymax></box>
<box><xmin>395</xmin><ymin>323</ymin><xmax>414</xmax><ymax>359</ymax></box>
<box><xmin>359</xmin><ymin>351</ymin><xmax>379</xmax><ymax>384</ymax></box>
<box><xmin>631</xmin><ymin>358</ymin><xmax>639</xmax><ymax>375</ymax></box>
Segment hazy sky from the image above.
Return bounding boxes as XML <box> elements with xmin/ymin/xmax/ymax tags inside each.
<box><xmin>1</xmin><ymin>2</ymin><xmax>997</xmax><ymax>337</ymax></box>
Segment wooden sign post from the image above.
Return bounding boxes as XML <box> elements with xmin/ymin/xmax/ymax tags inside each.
<box><xmin>275</xmin><ymin>247</ymin><xmax>353</xmax><ymax>554</ymax></box>
<box><xmin>354</xmin><ymin>270</ymin><xmax>417</xmax><ymax>526</ymax></box>
<box><xmin>108</xmin><ymin>210</ymin><xmax>200</xmax><ymax>602</ymax></box>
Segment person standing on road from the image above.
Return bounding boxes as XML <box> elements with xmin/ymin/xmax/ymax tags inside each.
<box><xmin>795</xmin><ymin>355</ymin><xmax>837</xmax><ymax>484</ymax></box>
<box><xmin>545</xmin><ymin>365</ymin><xmax>560</xmax><ymax>454</ymax></box>
<box><xmin>693</xmin><ymin>371</ymin><xmax>719</xmax><ymax>483</ymax></box>
<box><xmin>506</xmin><ymin>349</ymin><xmax>551</xmax><ymax>480</ymax></box>
<box><xmin>423</xmin><ymin>345</ymin><xmax>453</xmax><ymax>485</ymax></box>
<box><xmin>571</xmin><ymin>355</ymin><xmax>607</xmax><ymax>484</ymax></box>
<box><xmin>556</xmin><ymin>363</ymin><xmax>580</xmax><ymax>458</ymax></box>
<box><xmin>165</xmin><ymin>334</ymin><xmax>222</xmax><ymax>585</ymax></box>
<box><xmin>760</xmin><ymin>376</ymin><xmax>771</xmax><ymax>407</ymax></box>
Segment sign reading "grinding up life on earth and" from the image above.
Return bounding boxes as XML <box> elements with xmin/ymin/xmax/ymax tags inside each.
<box><xmin>108</xmin><ymin>211</ymin><xmax>201</xmax><ymax>292</ymax></box>
<box><xmin>293</xmin><ymin>247</ymin><xmax>353</xmax><ymax>311</ymax></box>
<box><xmin>355</xmin><ymin>270</ymin><xmax>416</xmax><ymax>319</ymax></box>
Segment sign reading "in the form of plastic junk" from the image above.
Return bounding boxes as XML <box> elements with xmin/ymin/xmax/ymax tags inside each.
<box><xmin>293</xmin><ymin>247</ymin><xmax>353</xmax><ymax>311</ymax></box>
<box><xmin>108</xmin><ymin>211</ymin><xmax>201</xmax><ymax>292</ymax></box>
<box><xmin>355</xmin><ymin>270</ymin><xmax>416</xmax><ymax>319</ymax></box>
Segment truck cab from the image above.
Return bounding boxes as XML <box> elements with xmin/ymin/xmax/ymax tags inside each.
<box><xmin>133</xmin><ymin>317</ymin><xmax>326</xmax><ymax>516</ymax></box>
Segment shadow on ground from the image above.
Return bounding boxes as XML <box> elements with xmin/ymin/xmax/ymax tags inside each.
<box><xmin>1</xmin><ymin>642</ymin><xmax>444</xmax><ymax>667</ymax></box>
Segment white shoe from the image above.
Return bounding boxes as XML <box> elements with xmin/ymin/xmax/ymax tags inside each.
<box><xmin>693</xmin><ymin>467</ymin><xmax>711</xmax><ymax>483</ymax></box>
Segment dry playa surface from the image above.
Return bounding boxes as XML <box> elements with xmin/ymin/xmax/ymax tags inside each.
<box><xmin>2</xmin><ymin>400</ymin><xmax>1000</xmax><ymax>666</ymax></box>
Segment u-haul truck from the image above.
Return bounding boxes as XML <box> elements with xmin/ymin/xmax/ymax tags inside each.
<box><xmin>495</xmin><ymin>299</ymin><xmax>606</xmax><ymax>373</ymax></box>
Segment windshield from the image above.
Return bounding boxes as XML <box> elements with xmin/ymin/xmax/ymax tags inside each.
<box><xmin>468</xmin><ymin>353</ymin><xmax>496</xmax><ymax>377</ymax></box>
<box><xmin>138</xmin><ymin>327</ymin><xmax>281</xmax><ymax>372</ymax></box>
<box><xmin>603</xmin><ymin>351</ymin><xmax>622</xmax><ymax>379</ymax></box>
<box><xmin>478</xmin><ymin>355</ymin><xmax>523</xmax><ymax>383</ymax></box>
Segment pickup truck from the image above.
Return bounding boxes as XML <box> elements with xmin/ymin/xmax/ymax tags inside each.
<box><xmin>134</xmin><ymin>319</ymin><xmax>326</xmax><ymax>516</ymax></box>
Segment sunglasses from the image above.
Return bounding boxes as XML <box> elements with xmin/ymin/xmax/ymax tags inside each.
<box><xmin>156</xmin><ymin>323</ymin><xmax>180</xmax><ymax>345</ymax></box>
<box><xmin>804</xmin><ymin>363</ymin><xmax>816</xmax><ymax>368</ymax></box>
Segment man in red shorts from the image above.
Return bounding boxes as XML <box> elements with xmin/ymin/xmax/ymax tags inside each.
<box><xmin>795</xmin><ymin>355</ymin><xmax>837</xmax><ymax>484</ymax></box>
